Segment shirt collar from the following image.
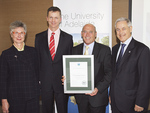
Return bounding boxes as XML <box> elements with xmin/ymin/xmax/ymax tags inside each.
<box><xmin>84</xmin><ymin>41</ymin><xmax>95</xmax><ymax>49</ymax></box>
<box><xmin>48</xmin><ymin>28</ymin><xmax>60</xmax><ymax>35</ymax></box>
<box><xmin>120</xmin><ymin>35</ymin><xmax>132</xmax><ymax>46</ymax></box>
<box><xmin>13</xmin><ymin>42</ymin><xmax>25</xmax><ymax>51</ymax></box>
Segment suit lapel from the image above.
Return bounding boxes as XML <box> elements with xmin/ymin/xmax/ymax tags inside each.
<box><xmin>92</xmin><ymin>42</ymin><xmax>99</xmax><ymax>58</ymax></box>
<box><xmin>113</xmin><ymin>44</ymin><xmax>120</xmax><ymax>70</ymax></box>
<box><xmin>78</xmin><ymin>44</ymin><xmax>84</xmax><ymax>55</ymax></box>
<box><xmin>73</xmin><ymin>43</ymin><xmax>83</xmax><ymax>55</ymax></box>
<box><xmin>42</xmin><ymin>30</ymin><xmax>52</xmax><ymax>61</ymax></box>
<box><xmin>54</xmin><ymin>30</ymin><xmax>63</xmax><ymax>60</ymax></box>
<box><xmin>117</xmin><ymin>38</ymin><xmax>135</xmax><ymax>72</ymax></box>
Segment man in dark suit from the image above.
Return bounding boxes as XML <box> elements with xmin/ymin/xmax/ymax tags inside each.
<box><xmin>110</xmin><ymin>17</ymin><xmax>150</xmax><ymax>113</ymax></box>
<box><xmin>0</xmin><ymin>21</ymin><xmax>40</xmax><ymax>113</ymax></box>
<box><xmin>35</xmin><ymin>6</ymin><xmax>73</xmax><ymax>113</ymax></box>
<box><xmin>72</xmin><ymin>24</ymin><xmax>112</xmax><ymax>113</ymax></box>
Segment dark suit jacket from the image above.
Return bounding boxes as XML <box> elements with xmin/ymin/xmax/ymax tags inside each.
<box><xmin>35</xmin><ymin>30</ymin><xmax>73</xmax><ymax>95</ymax></box>
<box><xmin>110</xmin><ymin>38</ymin><xmax>150</xmax><ymax>112</ymax></box>
<box><xmin>73</xmin><ymin>42</ymin><xmax>112</xmax><ymax>107</ymax></box>
<box><xmin>0</xmin><ymin>46</ymin><xmax>40</xmax><ymax>102</ymax></box>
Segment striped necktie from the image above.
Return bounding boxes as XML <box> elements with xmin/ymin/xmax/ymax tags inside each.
<box><xmin>49</xmin><ymin>32</ymin><xmax>55</xmax><ymax>60</ymax></box>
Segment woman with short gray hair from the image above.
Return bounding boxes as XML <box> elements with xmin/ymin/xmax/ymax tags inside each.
<box><xmin>0</xmin><ymin>20</ymin><xmax>40</xmax><ymax>113</ymax></box>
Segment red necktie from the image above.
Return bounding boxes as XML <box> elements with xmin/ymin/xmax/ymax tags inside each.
<box><xmin>49</xmin><ymin>32</ymin><xmax>55</xmax><ymax>60</ymax></box>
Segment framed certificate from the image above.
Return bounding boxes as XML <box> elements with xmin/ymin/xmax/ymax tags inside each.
<box><xmin>63</xmin><ymin>55</ymin><xmax>94</xmax><ymax>93</ymax></box>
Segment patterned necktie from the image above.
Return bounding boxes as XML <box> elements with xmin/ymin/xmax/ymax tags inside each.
<box><xmin>84</xmin><ymin>46</ymin><xmax>89</xmax><ymax>55</ymax></box>
<box><xmin>116</xmin><ymin>44</ymin><xmax>126</xmax><ymax>71</ymax></box>
<box><xmin>49</xmin><ymin>32</ymin><xmax>55</xmax><ymax>60</ymax></box>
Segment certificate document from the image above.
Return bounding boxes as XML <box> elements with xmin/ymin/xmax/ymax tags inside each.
<box><xmin>63</xmin><ymin>55</ymin><xmax>94</xmax><ymax>93</ymax></box>
<box><xmin>70</xmin><ymin>62</ymin><xmax>88</xmax><ymax>87</ymax></box>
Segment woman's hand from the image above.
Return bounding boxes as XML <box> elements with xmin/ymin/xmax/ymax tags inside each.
<box><xmin>2</xmin><ymin>99</ymin><xmax>9</xmax><ymax>113</ymax></box>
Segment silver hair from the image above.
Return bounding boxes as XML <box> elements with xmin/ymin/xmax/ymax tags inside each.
<box><xmin>115</xmin><ymin>17</ymin><xmax>132</xmax><ymax>28</ymax></box>
<box><xmin>10</xmin><ymin>21</ymin><xmax>27</xmax><ymax>34</ymax></box>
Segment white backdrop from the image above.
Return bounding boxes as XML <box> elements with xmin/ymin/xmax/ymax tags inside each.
<box><xmin>132</xmin><ymin>0</ymin><xmax>150</xmax><ymax>48</ymax></box>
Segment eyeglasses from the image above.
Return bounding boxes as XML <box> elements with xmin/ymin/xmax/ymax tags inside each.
<box><xmin>13</xmin><ymin>32</ymin><xmax>25</xmax><ymax>36</ymax></box>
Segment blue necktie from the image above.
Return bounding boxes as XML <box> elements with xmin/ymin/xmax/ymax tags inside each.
<box><xmin>116</xmin><ymin>44</ymin><xmax>126</xmax><ymax>71</ymax></box>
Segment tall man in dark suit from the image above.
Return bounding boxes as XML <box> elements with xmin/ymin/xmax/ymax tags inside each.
<box><xmin>72</xmin><ymin>24</ymin><xmax>112</xmax><ymax>113</ymax></box>
<box><xmin>35</xmin><ymin>6</ymin><xmax>73</xmax><ymax>113</ymax></box>
<box><xmin>110</xmin><ymin>17</ymin><xmax>150</xmax><ymax>113</ymax></box>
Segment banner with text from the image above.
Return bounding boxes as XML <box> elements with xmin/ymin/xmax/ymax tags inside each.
<box><xmin>53</xmin><ymin>0</ymin><xmax>112</xmax><ymax>113</ymax></box>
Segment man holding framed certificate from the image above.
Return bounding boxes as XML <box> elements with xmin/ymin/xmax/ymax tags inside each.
<box><xmin>68</xmin><ymin>24</ymin><xmax>112</xmax><ymax>113</ymax></box>
<box><xmin>63</xmin><ymin>55</ymin><xmax>94</xmax><ymax>94</ymax></box>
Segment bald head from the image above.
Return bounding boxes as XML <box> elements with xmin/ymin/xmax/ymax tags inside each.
<box><xmin>81</xmin><ymin>24</ymin><xmax>97</xmax><ymax>45</ymax></box>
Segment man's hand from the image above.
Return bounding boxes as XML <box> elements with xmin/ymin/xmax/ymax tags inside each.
<box><xmin>85</xmin><ymin>88</ymin><xmax>98</xmax><ymax>96</ymax></box>
<box><xmin>2</xmin><ymin>99</ymin><xmax>9</xmax><ymax>113</ymax></box>
<box><xmin>134</xmin><ymin>104</ymin><xmax>144</xmax><ymax>112</ymax></box>
<box><xmin>61</xmin><ymin>76</ymin><xmax>65</xmax><ymax>85</ymax></box>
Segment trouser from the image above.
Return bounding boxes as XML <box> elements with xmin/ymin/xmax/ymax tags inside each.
<box><xmin>42</xmin><ymin>91</ymin><xmax>69</xmax><ymax>113</ymax></box>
